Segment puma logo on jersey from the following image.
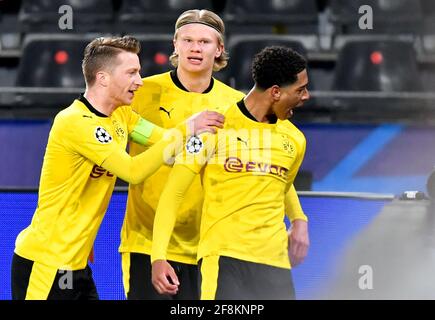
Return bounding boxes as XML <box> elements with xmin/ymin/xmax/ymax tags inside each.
<box><xmin>237</xmin><ymin>136</ymin><xmax>248</xmax><ymax>147</ymax></box>
<box><xmin>159</xmin><ymin>106</ymin><xmax>174</xmax><ymax>118</ymax></box>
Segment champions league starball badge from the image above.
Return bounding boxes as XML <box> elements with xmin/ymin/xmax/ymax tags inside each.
<box><xmin>95</xmin><ymin>126</ymin><xmax>113</xmax><ymax>144</ymax></box>
<box><xmin>186</xmin><ymin>135</ymin><xmax>203</xmax><ymax>154</ymax></box>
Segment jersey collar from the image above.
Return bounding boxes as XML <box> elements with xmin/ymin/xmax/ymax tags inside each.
<box><xmin>170</xmin><ymin>69</ymin><xmax>214</xmax><ymax>93</ymax></box>
<box><xmin>78</xmin><ymin>94</ymin><xmax>108</xmax><ymax>118</ymax></box>
<box><xmin>236</xmin><ymin>99</ymin><xmax>278</xmax><ymax>124</ymax></box>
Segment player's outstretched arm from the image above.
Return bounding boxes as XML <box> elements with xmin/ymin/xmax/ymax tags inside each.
<box><xmin>102</xmin><ymin>129</ymin><xmax>183</xmax><ymax>184</ymax></box>
<box><xmin>101</xmin><ymin>111</ymin><xmax>223</xmax><ymax>183</ymax></box>
<box><xmin>129</xmin><ymin>111</ymin><xmax>225</xmax><ymax>146</ymax></box>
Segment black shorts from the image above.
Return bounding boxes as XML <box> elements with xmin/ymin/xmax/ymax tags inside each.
<box><xmin>199</xmin><ymin>255</ymin><xmax>296</xmax><ymax>300</ymax></box>
<box><xmin>11</xmin><ymin>253</ymin><xmax>99</xmax><ymax>300</ymax></box>
<box><xmin>122</xmin><ymin>252</ymin><xmax>199</xmax><ymax>300</ymax></box>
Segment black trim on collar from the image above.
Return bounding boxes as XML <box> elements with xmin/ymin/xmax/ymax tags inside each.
<box><xmin>78</xmin><ymin>94</ymin><xmax>108</xmax><ymax>118</ymax></box>
<box><xmin>236</xmin><ymin>99</ymin><xmax>258</xmax><ymax>122</ymax></box>
<box><xmin>266</xmin><ymin>114</ymin><xmax>278</xmax><ymax>124</ymax></box>
<box><xmin>236</xmin><ymin>99</ymin><xmax>278</xmax><ymax>124</ymax></box>
<box><xmin>170</xmin><ymin>69</ymin><xmax>214</xmax><ymax>93</ymax></box>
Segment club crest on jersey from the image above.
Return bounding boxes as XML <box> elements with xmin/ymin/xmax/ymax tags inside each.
<box><xmin>186</xmin><ymin>136</ymin><xmax>203</xmax><ymax>154</ymax></box>
<box><xmin>112</xmin><ymin>120</ymin><xmax>126</xmax><ymax>140</ymax></box>
<box><xmin>95</xmin><ymin>126</ymin><xmax>112</xmax><ymax>144</ymax></box>
<box><xmin>281</xmin><ymin>134</ymin><xmax>295</xmax><ymax>156</ymax></box>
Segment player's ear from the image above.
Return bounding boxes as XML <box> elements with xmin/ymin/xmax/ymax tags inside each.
<box><xmin>172</xmin><ymin>38</ymin><xmax>178</xmax><ymax>56</ymax></box>
<box><xmin>271</xmin><ymin>85</ymin><xmax>281</xmax><ymax>101</ymax></box>
<box><xmin>96</xmin><ymin>71</ymin><xmax>109</xmax><ymax>87</ymax></box>
<box><xmin>215</xmin><ymin>43</ymin><xmax>223</xmax><ymax>58</ymax></box>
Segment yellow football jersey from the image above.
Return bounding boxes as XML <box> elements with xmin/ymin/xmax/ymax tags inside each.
<box><xmin>15</xmin><ymin>97</ymin><xmax>140</xmax><ymax>270</ymax></box>
<box><xmin>120</xmin><ymin>71</ymin><xmax>245</xmax><ymax>264</ymax></box>
<box><xmin>177</xmin><ymin>100</ymin><xmax>307</xmax><ymax>269</ymax></box>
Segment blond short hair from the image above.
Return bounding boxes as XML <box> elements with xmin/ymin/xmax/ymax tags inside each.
<box><xmin>82</xmin><ymin>36</ymin><xmax>140</xmax><ymax>86</ymax></box>
<box><xmin>170</xmin><ymin>9</ymin><xmax>228</xmax><ymax>72</ymax></box>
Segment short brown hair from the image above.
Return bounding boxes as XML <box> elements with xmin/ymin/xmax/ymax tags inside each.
<box><xmin>170</xmin><ymin>9</ymin><xmax>228</xmax><ymax>72</ymax></box>
<box><xmin>82</xmin><ymin>36</ymin><xmax>141</xmax><ymax>87</ymax></box>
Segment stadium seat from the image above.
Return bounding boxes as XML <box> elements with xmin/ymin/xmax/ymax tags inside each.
<box><xmin>16</xmin><ymin>36</ymin><xmax>87</xmax><ymax>88</ymax></box>
<box><xmin>19</xmin><ymin>0</ymin><xmax>114</xmax><ymax>32</ymax></box>
<box><xmin>331</xmin><ymin>40</ymin><xmax>424</xmax><ymax>116</ymax></box>
<box><xmin>329</xmin><ymin>0</ymin><xmax>423</xmax><ymax>34</ymax></box>
<box><xmin>0</xmin><ymin>0</ymin><xmax>21</xmax><ymax>50</ymax></box>
<box><xmin>227</xmin><ymin>36</ymin><xmax>308</xmax><ymax>92</ymax></box>
<box><xmin>421</xmin><ymin>0</ymin><xmax>435</xmax><ymax>15</ymax></box>
<box><xmin>420</xmin><ymin>0</ymin><xmax>435</xmax><ymax>53</ymax></box>
<box><xmin>421</xmin><ymin>0</ymin><xmax>435</xmax><ymax>30</ymax></box>
<box><xmin>135</xmin><ymin>34</ymin><xmax>174</xmax><ymax>77</ymax></box>
<box><xmin>117</xmin><ymin>0</ymin><xmax>213</xmax><ymax>33</ymax></box>
<box><xmin>13</xmin><ymin>35</ymin><xmax>90</xmax><ymax>109</ymax></box>
<box><xmin>224</xmin><ymin>0</ymin><xmax>319</xmax><ymax>34</ymax></box>
<box><xmin>332</xmin><ymin>40</ymin><xmax>422</xmax><ymax>92</ymax></box>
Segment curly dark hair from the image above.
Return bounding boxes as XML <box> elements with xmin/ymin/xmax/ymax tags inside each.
<box><xmin>252</xmin><ymin>46</ymin><xmax>307</xmax><ymax>90</ymax></box>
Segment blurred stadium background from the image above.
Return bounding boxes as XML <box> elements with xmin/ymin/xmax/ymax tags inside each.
<box><xmin>1</xmin><ymin>0</ymin><xmax>435</xmax><ymax>299</ymax></box>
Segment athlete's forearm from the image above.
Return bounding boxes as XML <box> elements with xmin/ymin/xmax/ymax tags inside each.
<box><xmin>151</xmin><ymin>165</ymin><xmax>197</xmax><ymax>262</ymax></box>
<box><xmin>102</xmin><ymin>124</ymin><xmax>185</xmax><ymax>184</ymax></box>
<box><xmin>285</xmin><ymin>184</ymin><xmax>308</xmax><ymax>222</ymax></box>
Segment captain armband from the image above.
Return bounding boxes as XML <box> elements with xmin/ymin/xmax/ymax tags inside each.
<box><xmin>129</xmin><ymin>118</ymin><xmax>157</xmax><ymax>146</ymax></box>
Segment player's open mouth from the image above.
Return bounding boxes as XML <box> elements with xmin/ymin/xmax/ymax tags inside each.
<box><xmin>188</xmin><ymin>57</ymin><xmax>202</xmax><ymax>64</ymax></box>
